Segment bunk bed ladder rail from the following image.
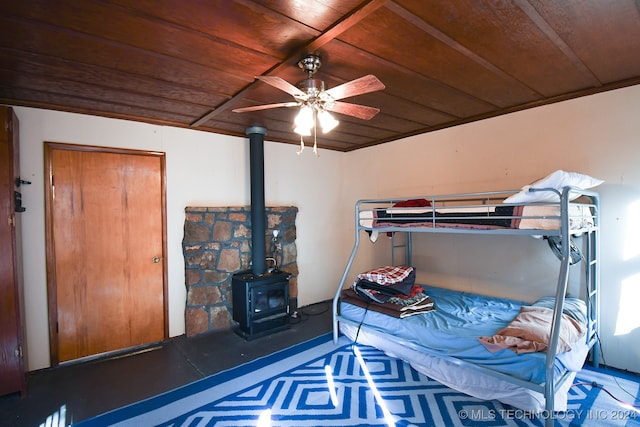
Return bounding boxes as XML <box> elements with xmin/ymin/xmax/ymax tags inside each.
<box><xmin>543</xmin><ymin>187</ymin><xmax>600</xmax><ymax>426</ymax></box>
<box><xmin>585</xmin><ymin>193</ymin><xmax>601</xmax><ymax>367</ymax></box>
<box><xmin>391</xmin><ymin>232</ymin><xmax>412</xmax><ymax>266</ymax></box>
<box><xmin>542</xmin><ymin>187</ymin><xmax>571</xmax><ymax>424</ymax></box>
<box><xmin>332</xmin><ymin>199</ymin><xmax>365</xmax><ymax>343</ymax></box>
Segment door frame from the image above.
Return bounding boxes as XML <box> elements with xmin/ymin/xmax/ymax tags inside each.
<box><xmin>44</xmin><ymin>142</ymin><xmax>168</xmax><ymax>366</ymax></box>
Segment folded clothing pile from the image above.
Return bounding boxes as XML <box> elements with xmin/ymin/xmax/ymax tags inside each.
<box><xmin>353</xmin><ymin>265</ymin><xmax>416</xmax><ymax>303</ymax></box>
<box><xmin>348</xmin><ymin>265</ymin><xmax>435</xmax><ymax>318</ymax></box>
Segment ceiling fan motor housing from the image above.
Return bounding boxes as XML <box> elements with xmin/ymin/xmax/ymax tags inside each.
<box><xmin>297</xmin><ymin>78</ymin><xmax>325</xmax><ymax>96</ymax></box>
<box><xmin>296</xmin><ymin>54</ymin><xmax>332</xmax><ymax>108</ymax></box>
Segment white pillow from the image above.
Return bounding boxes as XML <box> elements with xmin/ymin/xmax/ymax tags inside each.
<box><xmin>503</xmin><ymin>170</ymin><xmax>603</xmax><ymax>204</ymax></box>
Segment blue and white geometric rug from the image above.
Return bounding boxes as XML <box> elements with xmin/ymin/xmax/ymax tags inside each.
<box><xmin>74</xmin><ymin>333</ymin><xmax>640</xmax><ymax>427</ymax></box>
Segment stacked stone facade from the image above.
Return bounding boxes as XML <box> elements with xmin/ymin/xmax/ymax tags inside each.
<box><xmin>182</xmin><ymin>206</ymin><xmax>298</xmax><ymax>336</ymax></box>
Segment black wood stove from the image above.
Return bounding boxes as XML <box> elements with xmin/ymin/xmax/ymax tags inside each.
<box><xmin>232</xmin><ymin>126</ymin><xmax>290</xmax><ymax>339</ymax></box>
<box><xmin>232</xmin><ymin>269</ymin><xmax>290</xmax><ymax>339</ymax></box>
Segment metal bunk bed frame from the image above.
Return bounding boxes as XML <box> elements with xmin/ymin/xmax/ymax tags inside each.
<box><xmin>331</xmin><ymin>187</ymin><xmax>600</xmax><ymax>426</ymax></box>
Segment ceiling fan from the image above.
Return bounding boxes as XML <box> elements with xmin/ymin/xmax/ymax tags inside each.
<box><xmin>233</xmin><ymin>54</ymin><xmax>385</xmax><ymax>154</ymax></box>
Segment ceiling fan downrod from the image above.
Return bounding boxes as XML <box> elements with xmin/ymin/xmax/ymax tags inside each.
<box><xmin>296</xmin><ymin>54</ymin><xmax>326</xmax><ymax>99</ymax></box>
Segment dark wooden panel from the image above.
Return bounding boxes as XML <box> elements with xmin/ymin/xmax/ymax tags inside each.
<box><xmin>0</xmin><ymin>17</ymin><xmax>251</xmax><ymax>97</ymax></box>
<box><xmin>370</xmin><ymin>94</ymin><xmax>458</xmax><ymax>126</ymax></box>
<box><xmin>0</xmin><ymin>69</ymin><xmax>211</xmax><ymax>119</ymax></box>
<box><xmin>529</xmin><ymin>0</ymin><xmax>640</xmax><ymax>82</ymax></box>
<box><xmin>109</xmin><ymin>0</ymin><xmax>320</xmax><ymax>58</ymax></box>
<box><xmin>0</xmin><ymin>87</ymin><xmax>201</xmax><ymax>127</ymax></box>
<box><xmin>392</xmin><ymin>0</ymin><xmax>601</xmax><ymax>96</ymax></box>
<box><xmin>1</xmin><ymin>0</ymin><xmax>639</xmax><ymax>151</ymax></box>
<box><xmin>337</xmin><ymin>5</ymin><xmax>540</xmax><ymax>107</ymax></box>
<box><xmin>320</xmin><ymin>41</ymin><xmax>497</xmax><ymax>118</ymax></box>
<box><xmin>210</xmin><ymin>108</ymin><xmax>298</xmax><ymax>136</ymax></box>
<box><xmin>0</xmin><ymin>1</ymin><xmax>278</xmax><ymax>77</ymax></box>
<box><xmin>253</xmin><ymin>0</ymin><xmax>366</xmax><ymax>30</ymax></box>
<box><xmin>0</xmin><ymin>49</ymin><xmax>227</xmax><ymax>108</ymax></box>
<box><xmin>0</xmin><ymin>107</ymin><xmax>26</xmax><ymax>396</ymax></box>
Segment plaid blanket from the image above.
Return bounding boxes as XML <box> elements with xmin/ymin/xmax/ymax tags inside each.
<box><xmin>354</xmin><ymin>265</ymin><xmax>414</xmax><ymax>286</ymax></box>
<box><xmin>352</xmin><ymin>266</ymin><xmax>415</xmax><ymax>303</ymax></box>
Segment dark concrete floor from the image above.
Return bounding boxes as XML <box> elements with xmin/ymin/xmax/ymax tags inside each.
<box><xmin>0</xmin><ymin>301</ymin><xmax>333</xmax><ymax>427</ymax></box>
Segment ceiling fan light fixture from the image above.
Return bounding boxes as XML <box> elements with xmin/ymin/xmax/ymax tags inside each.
<box><xmin>318</xmin><ymin>110</ymin><xmax>339</xmax><ymax>133</ymax></box>
<box><xmin>294</xmin><ymin>125</ymin><xmax>312</xmax><ymax>136</ymax></box>
<box><xmin>294</xmin><ymin>105</ymin><xmax>314</xmax><ymax>135</ymax></box>
<box><xmin>234</xmin><ymin>54</ymin><xmax>384</xmax><ymax>155</ymax></box>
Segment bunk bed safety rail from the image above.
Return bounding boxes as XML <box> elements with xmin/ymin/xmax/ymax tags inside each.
<box><xmin>355</xmin><ymin>188</ymin><xmax>598</xmax><ymax>237</ymax></box>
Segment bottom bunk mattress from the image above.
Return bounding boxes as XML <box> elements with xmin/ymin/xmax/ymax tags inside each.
<box><xmin>338</xmin><ymin>285</ymin><xmax>590</xmax><ymax>412</ymax></box>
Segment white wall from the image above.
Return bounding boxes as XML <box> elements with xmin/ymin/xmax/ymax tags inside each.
<box><xmin>343</xmin><ymin>84</ymin><xmax>640</xmax><ymax>373</ymax></box>
<box><xmin>15</xmin><ymin>107</ymin><xmax>349</xmax><ymax>371</ymax></box>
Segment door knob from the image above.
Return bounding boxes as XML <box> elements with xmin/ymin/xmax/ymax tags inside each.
<box><xmin>152</xmin><ymin>256</ymin><xmax>160</xmax><ymax>263</ymax></box>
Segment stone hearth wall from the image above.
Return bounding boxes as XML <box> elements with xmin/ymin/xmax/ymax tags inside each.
<box><xmin>182</xmin><ymin>206</ymin><xmax>298</xmax><ymax>337</ymax></box>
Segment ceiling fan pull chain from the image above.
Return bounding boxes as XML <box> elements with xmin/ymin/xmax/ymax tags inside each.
<box><xmin>313</xmin><ymin>123</ymin><xmax>319</xmax><ymax>156</ymax></box>
<box><xmin>296</xmin><ymin>135</ymin><xmax>305</xmax><ymax>155</ymax></box>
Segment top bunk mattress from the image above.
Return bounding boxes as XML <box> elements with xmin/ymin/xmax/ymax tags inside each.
<box><xmin>356</xmin><ymin>170</ymin><xmax>602</xmax><ymax>235</ymax></box>
<box><xmin>339</xmin><ymin>285</ymin><xmax>590</xmax><ymax>384</ymax></box>
<box><xmin>361</xmin><ymin>203</ymin><xmax>595</xmax><ymax>232</ymax></box>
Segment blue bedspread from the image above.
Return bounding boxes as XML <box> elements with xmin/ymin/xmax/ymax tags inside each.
<box><xmin>340</xmin><ymin>285</ymin><xmax>588</xmax><ymax>384</ymax></box>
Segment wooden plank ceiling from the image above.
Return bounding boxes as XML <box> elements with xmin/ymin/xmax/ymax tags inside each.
<box><xmin>1</xmin><ymin>0</ymin><xmax>640</xmax><ymax>152</ymax></box>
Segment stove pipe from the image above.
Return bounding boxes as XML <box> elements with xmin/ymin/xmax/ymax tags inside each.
<box><xmin>247</xmin><ymin>126</ymin><xmax>268</xmax><ymax>275</ymax></box>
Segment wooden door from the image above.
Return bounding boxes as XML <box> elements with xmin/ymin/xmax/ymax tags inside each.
<box><xmin>0</xmin><ymin>106</ymin><xmax>26</xmax><ymax>395</ymax></box>
<box><xmin>45</xmin><ymin>143</ymin><xmax>167</xmax><ymax>364</ymax></box>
